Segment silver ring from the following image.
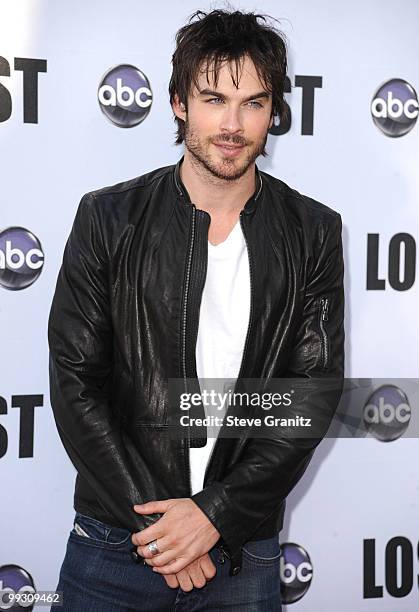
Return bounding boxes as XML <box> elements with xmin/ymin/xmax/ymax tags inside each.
<box><xmin>147</xmin><ymin>540</ymin><xmax>160</xmax><ymax>556</ymax></box>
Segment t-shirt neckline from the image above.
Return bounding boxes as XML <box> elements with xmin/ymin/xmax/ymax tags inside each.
<box><xmin>208</xmin><ymin>219</ymin><xmax>241</xmax><ymax>252</ymax></box>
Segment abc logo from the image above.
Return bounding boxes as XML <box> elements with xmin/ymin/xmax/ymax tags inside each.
<box><xmin>0</xmin><ymin>227</ymin><xmax>44</xmax><ymax>291</ymax></box>
<box><xmin>280</xmin><ymin>542</ymin><xmax>312</xmax><ymax>604</ymax></box>
<box><xmin>371</xmin><ymin>79</ymin><xmax>418</xmax><ymax>137</ymax></box>
<box><xmin>98</xmin><ymin>64</ymin><xmax>152</xmax><ymax>128</ymax></box>
<box><xmin>363</xmin><ymin>385</ymin><xmax>411</xmax><ymax>441</ymax></box>
<box><xmin>0</xmin><ymin>564</ymin><xmax>35</xmax><ymax>610</ymax></box>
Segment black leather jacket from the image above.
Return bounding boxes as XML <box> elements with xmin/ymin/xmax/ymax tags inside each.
<box><xmin>48</xmin><ymin>156</ymin><xmax>345</xmax><ymax>575</ymax></box>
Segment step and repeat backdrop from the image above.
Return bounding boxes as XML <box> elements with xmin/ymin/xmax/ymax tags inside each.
<box><xmin>1</xmin><ymin>1</ymin><xmax>418</xmax><ymax>610</ymax></box>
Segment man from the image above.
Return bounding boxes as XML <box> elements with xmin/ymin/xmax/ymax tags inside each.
<box><xmin>48</xmin><ymin>8</ymin><xmax>344</xmax><ymax>611</ymax></box>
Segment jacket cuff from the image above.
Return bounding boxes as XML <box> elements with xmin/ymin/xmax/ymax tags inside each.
<box><xmin>192</xmin><ymin>484</ymin><xmax>248</xmax><ymax>576</ymax></box>
<box><xmin>191</xmin><ymin>483</ymin><xmax>247</xmax><ymax>560</ymax></box>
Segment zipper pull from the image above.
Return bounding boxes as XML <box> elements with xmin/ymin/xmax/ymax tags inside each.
<box><xmin>321</xmin><ymin>298</ymin><xmax>329</xmax><ymax>321</ymax></box>
<box><xmin>218</xmin><ymin>546</ymin><xmax>226</xmax><ymax>564</ymax></box>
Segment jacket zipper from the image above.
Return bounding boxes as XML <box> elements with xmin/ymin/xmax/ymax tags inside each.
<box><xmin>181</xmin><ymin>205</ymin><xmax>196</xmax><ymax>496</ymax></box>
<box><xmin>319</xmin><ymin>297</ymin><xmax>329</xmax><ymax>369</ymax></box>
<box><xmin>235</xmin><ymin>212</ymin><xmax>254</xmax><ymax>381</ymax></box>
<box><xmin>203</xmin><ymin>211</ymin><xmax>254</xmax><ymax>484</ymax></box>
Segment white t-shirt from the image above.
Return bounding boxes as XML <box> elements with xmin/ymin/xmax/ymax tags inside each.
<box><xmin>190</xmin><ymin>218</ymin><xmax>251</xmax><ymax>495</ymax></box>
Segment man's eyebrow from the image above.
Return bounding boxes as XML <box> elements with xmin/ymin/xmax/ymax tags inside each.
<box><xmin>198</xmin><ymin>88</ymin><xmax>271</xmax><ymax>102</ymax></box>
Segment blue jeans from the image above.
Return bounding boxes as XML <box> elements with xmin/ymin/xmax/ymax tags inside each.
<box><xmin>54</xmin><ymin>511</ymin><xmax>282</xmax><ymax>611</ymax></box>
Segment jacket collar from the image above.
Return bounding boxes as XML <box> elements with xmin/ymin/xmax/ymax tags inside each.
<box><xmin>173</xmin><ymin>155</ymin><xmax>263</xmax><ymax>215</ymax></box>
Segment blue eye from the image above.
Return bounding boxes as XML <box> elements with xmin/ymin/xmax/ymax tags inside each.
<box><xmin>206</xmin><ymin>98</ymin><xmax>263</xmax><ymax>108</ymax></box>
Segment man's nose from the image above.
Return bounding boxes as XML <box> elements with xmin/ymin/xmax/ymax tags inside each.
<box><xmin>219</xmin><ymin>105</ymin><xmax>244</xmax><ymax>135</ymax></box>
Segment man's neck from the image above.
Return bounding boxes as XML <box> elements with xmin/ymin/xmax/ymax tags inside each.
<box><xmin>179</xmin><ymin>150</ymin><xmax>257</xmax><ymax>217</ymax></box>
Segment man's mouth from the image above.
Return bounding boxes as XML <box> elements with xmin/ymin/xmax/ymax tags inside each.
<box><xmin>213</xmin><ymin>142</ymin><xmax>245</xmax><ymax>156</ymax></box>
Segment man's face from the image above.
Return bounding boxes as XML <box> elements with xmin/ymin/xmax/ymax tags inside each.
<box><xmin>175</xmin><ymin>55</ymin><xmax>273</xmax><ymax>181</ymax></box>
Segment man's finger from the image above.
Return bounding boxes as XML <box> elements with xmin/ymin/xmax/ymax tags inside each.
<box><xmin>187</xmin><ymin>563</ymin><xmax>206</xmax><ymax>589</ymax></box>
<box><xmin>176</xmin><ymin>569</ymin><xmax>193</xmax><ymax>593</ymax></box>
<box><xmin>144</xmin><ymin>548</ymin><xmax>178</xmax><ymax>567</ymax></box>
<box><xmin>200</xmin><ymin>555</ymin><xmax>216</xmax><ymax>580</ymax></box>
<box><xmin>153</xmin><ymin>558</ymin><xmax>190</xmax><ymax>575</ymax></box>
<box><xmin>131</xmin><ymin>524</ymin><xmax>166</xmax><ymax>547</ymax></box>
<box><xmin>136</xmin><ymin>535</ymin><xmax>171</xmax><ymax>559</ymax></box>
<box><xmin>163</xmin><ymin>574</ymin><xmax>179</xmax><ymax>589</ymax></box>
<box><xmin>133</xmin><ymin>500</ymin><xmax>172</xmax><ymax>515</ymax></box>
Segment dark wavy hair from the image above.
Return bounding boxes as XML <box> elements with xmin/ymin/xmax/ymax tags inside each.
<box><xmin>169</xmin><ymin>9</ymin><xmax>288</xmax><ymax>145</ymax></box>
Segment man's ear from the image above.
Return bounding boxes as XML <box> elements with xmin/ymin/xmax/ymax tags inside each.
<box><xmin>268</xmin><ymin>114</ymin><xmax>274</xmax><ymax>130</ymax></box>
<box><xmin>172</xmin><ymin>94</ymin><xmax>187</xmax><ymax>120</ymax></box>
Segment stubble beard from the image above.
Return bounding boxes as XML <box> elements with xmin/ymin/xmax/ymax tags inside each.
<box><xmin>184</xmin><ymin>118</ymin><xmax>269</xmax><ymax>182</ymax></box>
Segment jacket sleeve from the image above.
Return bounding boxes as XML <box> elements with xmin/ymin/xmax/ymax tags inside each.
<box><xmin>48</xmin><ymin>192</ymin><xmax>153</xmax><ymax>532</ymax></box>
<box><xmin>191</xmin><ymin>212</ymin><xmax>345</xmax><ymax>560</ymax></box>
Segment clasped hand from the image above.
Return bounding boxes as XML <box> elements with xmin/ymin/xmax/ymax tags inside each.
<box><xmin>131</xmin><ymin>498</ymin><xmax>220</xmax><ymax>591</ymax></box>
